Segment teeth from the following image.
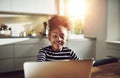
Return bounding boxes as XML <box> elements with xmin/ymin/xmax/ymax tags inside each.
<box><xmin>57</xmin><ymin>42</ymin><xmax>61</xmax><ymax>45</ymax></box>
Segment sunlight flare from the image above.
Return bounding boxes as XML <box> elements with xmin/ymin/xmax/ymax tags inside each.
<box><xmin>68</xmin><ymin>0</ymin><xmax>87</xmax><ymax>18</ymax></box>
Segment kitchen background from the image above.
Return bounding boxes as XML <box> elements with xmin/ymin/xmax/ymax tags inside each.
<box><xmin>0</xmin><ymin>0</ymin><xmax>120</xmax><ymax>74</ymax></box>
<box><xmin>0</xmin><ymin>13</ymin><xmax>96</xmax><ymax>73</ymax></box>
<box><xmin>0</xmin><ymin>0</ymin><xmax>96</xmax><ymax>73</ymax></box>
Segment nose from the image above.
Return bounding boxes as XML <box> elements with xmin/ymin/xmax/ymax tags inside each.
<box><xmin>58</xmin><ymin>36</ymin><xmax>62</xmax><ymax>41</ymax></box>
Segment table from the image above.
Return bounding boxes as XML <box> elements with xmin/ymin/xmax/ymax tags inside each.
<box><xmin>91</xmin><ymin>62</ymin><xmax>120</xmax><ymax>78</ymax></box>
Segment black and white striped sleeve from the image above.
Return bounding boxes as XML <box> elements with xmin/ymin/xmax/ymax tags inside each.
<box><xmin>37</xmin><ymin>49</ymin><xmax>46</xmax><ymax>62</ymax></box>
<box><xmin>70</xmin><ymin>51</ymin><xmax>79</xmax><ymax>60</ymax></box>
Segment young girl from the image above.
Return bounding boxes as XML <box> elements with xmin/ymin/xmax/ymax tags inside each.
<box><xmin>37</xmin><ymin>15</ymin><xmax>79</xmax><ymax>61</ymax></box>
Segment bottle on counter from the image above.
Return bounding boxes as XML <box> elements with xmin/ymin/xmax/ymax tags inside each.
<box><xmin>0</xmin><ymin>28</ymin><xmax>1</xmax><ymax>35</ymax></box>
<box><xmin>9</xmin><ymin>28</ymin><xmax>12</xmax><ymax>36</ymax></box>
<box><xmin>31</xmin><ymin>30</ymin><xmax>36</xmax><ymax>37</ymax></box>
<box><xmin>42</xmin><ymin>22</ymin><xmax>48</xmax><ymax>37</ymax></box>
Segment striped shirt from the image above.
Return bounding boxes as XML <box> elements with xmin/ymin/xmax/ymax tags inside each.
<box><xmin>37</xmin><ymin>46</ymin><xmax>79</xmax><ymax>61</ymax></box>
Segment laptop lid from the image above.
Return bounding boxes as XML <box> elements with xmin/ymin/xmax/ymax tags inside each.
<box><xmin>24</xmin><ymin>59</ymin><xmax>93</xmax><ymax>78</ymax></box>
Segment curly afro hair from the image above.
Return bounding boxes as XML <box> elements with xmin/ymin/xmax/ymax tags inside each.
<box><xmin>48</xmin><ymin>15</ymin><xmax>71</xmax><ymax>31</ymax></box>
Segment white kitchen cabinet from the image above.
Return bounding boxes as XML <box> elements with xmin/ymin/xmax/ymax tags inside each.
<box><xmin>11</xmin><ymin>0</ymin><xmax>36</xmax><ymax>13</ymax></box>
<box><xmin>0</xmin><ymin>37</ymin><xmax>96</xmax><ymax>73</ymax></box>
<box><xmin>0</xmin><ymin>0</ymin><xmax>57</xmax><ymax>14</ymax></box>
<box><xmin>14</xmin><ymin>57</ymin><xmax>36</xmax><ymax>71</ymax></box>
<box><xmin>35</xmin><ymin>0</ymin><xmax>57</xmax><ymax>14</ymax></box>
<box><xmin>0</xmin><ymin>38</ymin><xmax>42</xmax><ymax>73</ymax></box>
<box><xmin>14</xmin><ymin>44</ymin><xmax>40</xmax><ymax>57</ymax></box>
<box><xmin>0</xmin><ymin>59</ymin><xmax>14</xmax><ymax>73</ymax></box>
<box><xmin>0</xmin><ymin>0</ymin><xmax>11</xmax><ymax>12</ymax></box>
<box><xmin>14</xmin><ymin>38</ymin><xmax>50</xmax><ymax>58</ymax></box>
<box><xmin>0</xmin><ymin>45</ymin><xmax>14</xmax><ymax>59</ymax></box>
<box><xmin>0</xmin><ymin>44</ymin><xmax>14</xmax><ymax>73</ymax></box>
<box><xmin>11</xmin><ymin>0</ymin><xmax>57</xmax><ymax>14</ymax></box>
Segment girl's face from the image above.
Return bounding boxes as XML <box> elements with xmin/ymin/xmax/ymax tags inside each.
<box><xmin>48</xmin><ymin>26</ymin><xmax>68</xmax><ymax>51</ymax></box>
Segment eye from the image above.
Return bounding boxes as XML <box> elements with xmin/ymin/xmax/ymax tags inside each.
<box><xmin>53</xmin><ymin>34</ymin><xmax>58</xmax><ymax>38</ymax></box>
<box><xmin>60</xmin><ymin>33</ymin><xmax>65</xmax><ymax>39</ymax></box>
<box><xmin>60</xmin><ymin>35</ymin><xmax>64</xmax><ymax>39</ymax></box>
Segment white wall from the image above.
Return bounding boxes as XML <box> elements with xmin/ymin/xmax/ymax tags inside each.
<box><xmin>67</xmin><ymin>38</ymin><xmax>96</xmax><ymax>59</ymax></box>
<box><xmin>85</xmin><ymin>0</ymin><xmax>120</xmax><ymax>59</ymax></box>
<box><xmin>107</xmin><ymin>0</ymin><xmax>120</xmax><ymax>41</ymax></box>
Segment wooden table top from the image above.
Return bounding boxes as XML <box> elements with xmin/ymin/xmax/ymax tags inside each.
<box><xmin>91</xmin><ymin>62</ymin><xmax>120</xmax><ymax>78</ymax></box>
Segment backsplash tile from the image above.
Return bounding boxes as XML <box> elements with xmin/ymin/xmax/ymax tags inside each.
<box><xmin>0</xmin><ymin>14</ymin><xmax>51</xmax><ymax>37</ymax></box>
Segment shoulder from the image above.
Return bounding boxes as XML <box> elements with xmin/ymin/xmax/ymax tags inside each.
<box><xmin>39</xmin><ymin>46</ymin><xmax>52</xmax><ymax>53</ymax></box>
<box><xmin>62</xmin><ymin>47</ymin><xmax>73</xmax><ymax>52</ymax></box>
<box><xmin>41</xmin><ymin>46</ymin><xmax>52</xmax><ymax>50</ymax></box>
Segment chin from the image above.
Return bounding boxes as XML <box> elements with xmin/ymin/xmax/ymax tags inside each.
<box><xmin>53</xmin><ymin>45</ymin><xmax>63</xmax><ymax>51</ymax></box>
<box><xmin>55</xmin><ymin>48</ymin><xmax>62</xmax><ymax>51</ymax></box>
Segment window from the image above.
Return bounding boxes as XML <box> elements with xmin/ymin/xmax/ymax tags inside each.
<box><xmin>59</xmin><ymin>0</ymin><xmax>87</xmax><ymax>38</ymax></box>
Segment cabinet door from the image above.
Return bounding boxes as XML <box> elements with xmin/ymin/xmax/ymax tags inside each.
<box><xmin>35</xmin><ymin>0</ymin><xmax>57</xmax><ymax>14</ymax></box>
<box><xmin>14</xmin><ymin>44</ymin><xmax>40</xmax><ymax>57</ymax></box>
<box><xmin>11</xmin><ymin>0</ymin><xmax>36</xmax><ymax>13</ymax></box>
<box><xmin>0</xmin><ymin>59</ymin><xmax>14</xmax><ymax>73</ymax></box>
<box><xmin>0</xmin><ymin>45</ymin><xmax>14</xmax><ymax>59</ymax></box>
<box><xmin>0</xmin><ymin>0</ymin><xmax>11</xmax><ymax>11</ymax></box>
<box><xmin>14</xmin><ymin>57</ymin><xmax>36</xmax><ymax>71</ymax></box>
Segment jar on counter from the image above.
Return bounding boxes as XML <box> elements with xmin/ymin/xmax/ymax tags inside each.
<box><xmin>0</xmin><ymin>28</ymin><xmax>5</xmax><ymax>35</ymax></box>
<box><xmin>19</xmin><ymin>31</ymin><xmax>26</xmax><ymax>37</ymax></box>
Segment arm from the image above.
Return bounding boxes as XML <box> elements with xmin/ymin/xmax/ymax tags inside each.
<box><xmin>70</xmin><ymin>51</ymin><xmax>79</xmax><ymax>60</ymax></box>
<box><xmin>37</xmin><ymin>49</ymin><xmax>46</xmax><ymax>62</ymax></box>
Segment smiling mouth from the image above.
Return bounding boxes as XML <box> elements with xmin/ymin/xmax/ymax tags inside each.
<box><xmin>56</xmin><ymin>41</ymin><xmax>62</xmax><ymax>45</ymax></box>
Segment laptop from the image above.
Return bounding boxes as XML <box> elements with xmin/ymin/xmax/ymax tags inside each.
<box><xmin>24</xmin><ymin>59</ymin><xmax>93</xmax><ymax>78</ymax></box>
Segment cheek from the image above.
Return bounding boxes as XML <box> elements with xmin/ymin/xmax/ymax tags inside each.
<box><xmin>48</xmin><ymin>36</ymin><xmax>55</xmax><ymax>43</ymax></box>
<box><xmin>48</xmin><ymin>34</ymin><xmax>53</xmax><ymax>41</ymax></box>
<box><xmin>64</xmin><ymin>35</ymin><xmax>68</xmax><ymax>41</ymax></box>
<box><xmin>51</xmin><ymin>39</ymin><xmax>55</xmax><ymax>43</ymax></box>
<box><xmin>63</xmin><ymin>38</ymin><xmax>67</xmax><ymax>43</ymax></box>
